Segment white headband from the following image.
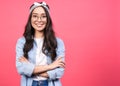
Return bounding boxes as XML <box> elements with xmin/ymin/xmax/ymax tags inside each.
<box><xmin>30</xmin><ymin>2</ymin><xmax>49</xmax><ymax>13</ymax></box>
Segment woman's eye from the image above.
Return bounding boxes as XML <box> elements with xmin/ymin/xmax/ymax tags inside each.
<box><xmin>43</xmin><ymin>16</ymin><xmax>46</xmax><ymax>17</ymax></box>
<box><xmin>41</xmin><ymin>16</ymin><xmax>46</xmax><ymax>18</ymax></box>
<box><xmin>32</xmin><ymin>15</ymin><xmax>37</xmax><ymax>18</ymax></box>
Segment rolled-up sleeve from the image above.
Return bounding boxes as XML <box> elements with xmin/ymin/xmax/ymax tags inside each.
<box><xmin>16</xmin><ymin>37</ymin><xmax>35</xmax><ymax>77</ymax></box>
<box><xmin>47</xmin><ymin>38</ymin><xmax>65</xmax><ymax>80</ymax></box>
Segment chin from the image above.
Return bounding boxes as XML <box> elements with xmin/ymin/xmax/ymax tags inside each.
<box><xmin>36</xmin><ymin>27</ymin><xmax>45</xmax><ymax>31</ymax></box>
<box><xmin>37</xmin><ymin>29</ymin><xmax>45</xmax><ymax>32</ymax></box>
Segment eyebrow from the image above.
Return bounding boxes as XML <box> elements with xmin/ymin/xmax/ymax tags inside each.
<box><xmin>32</xmin><ymin>13</ymin><xmax>46</xmax><ymax>15</ymax></box>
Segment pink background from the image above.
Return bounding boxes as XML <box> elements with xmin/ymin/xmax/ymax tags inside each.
<box><xmin>0</xmin><ymin>0</ymin><xmax>120</xmax><ymax>86</ymax></box>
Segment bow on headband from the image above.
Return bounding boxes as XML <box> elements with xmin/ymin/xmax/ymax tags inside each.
<box><xmin>30</xmin><ymin>1</ymin><xmax>49</xmax><ymax>13</ymax></box>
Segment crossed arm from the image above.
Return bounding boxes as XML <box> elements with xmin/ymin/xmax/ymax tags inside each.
<box><xmin>19</xmin><ymin>56</ymin><xmax>65</xmax><ymax>78</ymax></box>
<box><xmin>16</xmin><ymin>37</ymin><xmax>65</xmax><ymax>79</ymax></box>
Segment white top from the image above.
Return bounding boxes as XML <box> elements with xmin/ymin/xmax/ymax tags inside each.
<box><xmin>33</xmin><ymin>37</ymin><xmax>47</xmax><ymax>81</ymax></box>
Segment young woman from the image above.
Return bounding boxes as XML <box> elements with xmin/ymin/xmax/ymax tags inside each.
<box><xmin>16</xmin><ymin>1</ymin><xmax>65</xmax><ymax>86</ymax></box>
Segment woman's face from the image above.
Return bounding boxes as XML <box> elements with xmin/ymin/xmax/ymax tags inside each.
<box><xmin>31</xmin><ymin>6</ymin><xmax>47</xmax><ymax>32</ymax></box>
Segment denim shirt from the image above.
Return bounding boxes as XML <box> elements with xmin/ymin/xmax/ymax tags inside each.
<box><xmin>16</xmin><ymin>37</ymin><xmax>65</xmax><ymax>86</ymax></box>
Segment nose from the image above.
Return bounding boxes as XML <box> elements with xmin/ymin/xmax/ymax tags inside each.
<box><xmin>37</xmin><ymin>17</ymin><xmax>42</xmax><ymax>21</ymax></box>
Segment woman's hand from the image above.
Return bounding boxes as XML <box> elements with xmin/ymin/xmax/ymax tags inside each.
<box><xmin>48</xmin><ymin>57</ymin><xmax>65</xmax><ymax>70</ymax></box>
<box><xmin>39</xmin><ymin>72</ymin><xmax>49</xmax><ymax>78</ymax></box>
<box><xmin>19</xmin><ymin>57</ymin><xmax>29</xmax><ymax>63</ymax></box>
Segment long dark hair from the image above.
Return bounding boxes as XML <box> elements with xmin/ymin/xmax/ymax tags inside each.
<box><xmin>23</xmin><ymin>2</ymin><xmax>57</xmax><ymax>61</ymax></box>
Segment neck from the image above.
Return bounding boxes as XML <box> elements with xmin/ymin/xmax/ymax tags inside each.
<box><xmin>34</xmin><ymin>30</ymin><xmax>44</xmax><ymax>38</ymax></box>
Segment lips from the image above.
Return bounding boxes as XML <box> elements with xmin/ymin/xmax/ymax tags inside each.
<box><xmin>37</xmin><ymin>24</ymin><xmax>42</xmax><ymax>27</ymax></box>
<box><xmin>35</xmin><ymin>23</ymin><xmax>44</xmax><ymax>27</ymax></box>
<box><xmin>32</xmin><ymin>21</ymin><xmax>46</xmax><ymax>29</ymax></box>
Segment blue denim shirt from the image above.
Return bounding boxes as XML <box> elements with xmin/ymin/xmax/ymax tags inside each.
<box><xmin>16</xmin><ymin>37</ymin><xmax>65</xmax><ymax>86</ymax></box>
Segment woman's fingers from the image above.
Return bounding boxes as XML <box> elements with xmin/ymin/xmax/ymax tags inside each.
<box><xmin>19</xmin><ymin>57</ymin><xmax>24</xmax><ymax>61</ymax></box>
<box><xmin>55</xmin><ymin>57</ymin><xmax>65</xmax><ymax>68</ymax></box>
<box><xmin>19</xmin><ymin>57</ymin><xmax>29</xmax><ymax>63</ymax></box>
<box><xmin>56</xmin><ymin>57</ymin><xmax>63</xmax><ymax>60</ymax></box>
<box><xmin>59</xmin><ymin>61</ymin><xmax>65</xmax><ymax>68</ymax></box>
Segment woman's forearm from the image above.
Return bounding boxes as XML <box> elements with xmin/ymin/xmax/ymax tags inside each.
<box><xmin>33</xmin><ymin>65</ymin><xmax>51</xmax><ymax>74</ymax></box>
<box><xmin>19</xmin><ymin>57</ymin><xmax>65</xmax><ymax>75</ymax></box>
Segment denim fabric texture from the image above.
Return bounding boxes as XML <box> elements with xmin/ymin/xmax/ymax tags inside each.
<box><xmin>32</xmin><ymin>80</ymin><xmax>48</xmax><ymax>86</ymax></box>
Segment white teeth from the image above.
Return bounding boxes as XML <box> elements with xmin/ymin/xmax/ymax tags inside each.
<box><xmin>35</xmin><ymin>23</ymin><xmax>44</xmax><ymax>27</ymax></box>
<box><xmin>38</xmin><ymin>25</ymin><xmax>42</xmax><ymax>26</ymax></box>
<box><xmin>36</xmin><ymin>24</ymin><xmax>43</xmax><ymax>27</ymax></box>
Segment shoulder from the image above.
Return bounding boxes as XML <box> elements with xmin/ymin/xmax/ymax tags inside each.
<box><xmin>56</xmin><ymin>37</ymin><xmax>65</xmax><ymax>48</ymax></box>
<box><xmin>56</xmin><ymin>37</ymin><xmax>64</xmax><ymax>44</ymax></box>
<box><xmin>16</xmin><ymin>36</ymin><xmax>26</xmax><ymax>46</ymax></box>
<box><xmin>17</xmin><ymin>36</ymin><xmax>25</xmax><ymax>43</ymax></box>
